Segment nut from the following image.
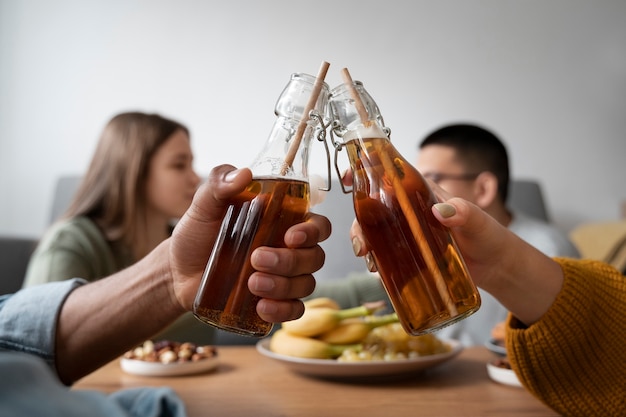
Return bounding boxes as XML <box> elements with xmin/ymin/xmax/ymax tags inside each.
<box><xmin>124</xmin><ymin>340</ymin><xmax>218</xmax><ymax>364</ymax></box>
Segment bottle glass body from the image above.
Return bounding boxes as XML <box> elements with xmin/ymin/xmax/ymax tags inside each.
<box><xmin>193</xmin><ymin>73</ymin><xmax>329</xmax><ymax>337</ymax></box>
<box><xmin>329</xmin><ymin>82</ymin><xmax>481</xmax><ymax>335</ymax></box>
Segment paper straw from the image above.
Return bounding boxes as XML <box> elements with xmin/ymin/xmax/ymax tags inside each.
<box><xmin>280</xmin><ymin>61</ymin><xmax>331</xmax><ymax>175</ymax></box>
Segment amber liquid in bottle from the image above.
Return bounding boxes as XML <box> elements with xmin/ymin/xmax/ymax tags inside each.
<box><xmin>346</xmin><ymin>137</ymin><xmax>480</xmax><ymax>335</ymax></box>
<box><xmin>193</xmin><ymin>177</ymin><xmax>310</xmax><ymax>337</ymax></box>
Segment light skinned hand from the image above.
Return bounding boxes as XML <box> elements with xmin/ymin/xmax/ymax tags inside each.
<box><xmin>349</xmin><ymin>176</ymin><xmax>563</xmax><ymax>326</ymax></box>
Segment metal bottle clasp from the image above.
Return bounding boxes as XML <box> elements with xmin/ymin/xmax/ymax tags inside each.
<box><xmin>328</xmin><ymin>119</ymin><xmax>392</xmax><ymax>194</ymax></box>
<box><xmin>308</xmin><ymin>110</ymin><xmax>332</xmax><ymax>192</ymax></box>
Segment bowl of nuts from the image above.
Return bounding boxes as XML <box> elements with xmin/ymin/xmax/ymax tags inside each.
<box><xmin>121</xmin><ymin>340</ymin><xmax>219</xmax><ymax>377</ymax></box>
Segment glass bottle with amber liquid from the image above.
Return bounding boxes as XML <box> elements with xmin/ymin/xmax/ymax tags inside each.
<box><xmin>193</xmin><ymin>69</ymin><xmax>330</xmax><ymax>337</ymax></box>
<box><xmin>328</xmin><ymin>70</ymin><xmax>480</xmax><ymax>335</ymax></box>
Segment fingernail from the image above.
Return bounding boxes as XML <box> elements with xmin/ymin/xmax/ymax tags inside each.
<box><xmin>290</xmin><ymin>230</ymin><xmax>307</xmax><ymax>246</ymax></box>
<box><xmin>224</xmin><ymin>168</ymin><xmax>241</xmax><ymax>183</ymax></box>
<box><xmin>365</xmin><ymin>252</ymin><xmax>377</xmax><ymax>272</ymax></box>
<box><xmin>352</xmin><ymin>237</ymin><xmax>362</xmax><ymax>256</ymax></box>
<box><xmin>253</xmin><ymin>276</ymin><xmax>275</xmax><ymax>292</ymax></box>
<box><xmin>252</xmin><ymin>248</ymin><xmax>279</xmax><ymax>268</ymax></box>
<box><xmin>434</xmin><ymin>203</ymin><xmax>456</xmax><ymax>218</ymax></box>
<box><xmin>257</xmin><ymin>300</ymin><xmax>278</xmax><ymax>315</ymax></box>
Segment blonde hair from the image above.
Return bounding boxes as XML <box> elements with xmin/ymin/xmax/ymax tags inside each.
<box><xmin>64</xmin><ymin>112</ymin><xmax>189</xmax><ymax>253</ymax></box>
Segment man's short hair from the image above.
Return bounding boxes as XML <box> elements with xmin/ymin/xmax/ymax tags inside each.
<box><xmin>420</xmin><ymin>123</ymin><xmax>510</xmax><ymax>202</ymax></box>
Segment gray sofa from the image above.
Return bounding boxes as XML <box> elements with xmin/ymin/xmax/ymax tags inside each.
<box><xmin>0</xmin><ymin>236</ymin><xmax>37</xmax><ymax>295</ymax></box>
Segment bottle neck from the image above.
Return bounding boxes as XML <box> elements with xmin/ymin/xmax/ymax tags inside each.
<box><xmin>249</xmin><ymin>116</ymin><xmax>315</xmax><ymax>180</ymax></box>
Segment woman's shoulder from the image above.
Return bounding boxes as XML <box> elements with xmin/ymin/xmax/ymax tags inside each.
<box><xmin>23</xmin><ymin>217</ymin><xmax>116</xmax><ymax>286</ymax></box>
<box><xmin>38</xmin><ymin>216</ymin><xmax>107</xmax><ymax>250</ymax></box>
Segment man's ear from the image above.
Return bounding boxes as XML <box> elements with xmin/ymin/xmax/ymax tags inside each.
<box><xmin>473</xmin><ymin>171</ymin><xmax>499</xmax><ymax>208</ymax></box>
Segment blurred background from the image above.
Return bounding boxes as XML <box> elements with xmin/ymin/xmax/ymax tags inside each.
<box><xmin>2</xmin><ymin>0</ymin><xmax>626</xmax><ymax>238</ymax></box>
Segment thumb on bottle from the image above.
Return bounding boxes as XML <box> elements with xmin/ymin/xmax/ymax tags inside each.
<box><xmin>433</xmin><ymin>203</ymin><xmax>457</xmax><ymax>218</ymax></box>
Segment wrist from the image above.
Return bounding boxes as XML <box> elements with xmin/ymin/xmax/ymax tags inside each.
<box><xmin>479</xmin><ymin>233</ymin><xmax>563</xmax><ymax>326</ymax></box>
<box><xmin>143</xmin><ymin>240</ymin><xmax>186</xmax><ymax>317</ymax></box>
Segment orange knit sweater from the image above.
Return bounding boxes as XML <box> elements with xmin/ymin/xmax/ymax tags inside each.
<box><xmin>506</xmin><ymin>258</ymin><xmax>626</xmax><ymax>416</ymax></box>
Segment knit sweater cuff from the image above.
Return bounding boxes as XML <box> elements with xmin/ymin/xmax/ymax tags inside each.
<box><xmin>506</xmin><ymin>258</ymin><xmax>626</xmax><ymax>416</ymax></box>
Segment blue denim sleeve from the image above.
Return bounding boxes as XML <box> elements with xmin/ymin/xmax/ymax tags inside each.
<box><xmin>0</xmin><ymin>279</ymin><xmax>86</xmax><ymax>366</ymax></box>
<box><xmin>0</xmin><ymin>352</ymin><xmax>187</xmax><ymax>417</ymax></box>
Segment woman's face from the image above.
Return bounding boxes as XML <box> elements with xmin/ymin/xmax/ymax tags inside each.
<box><xmin>145</xmin><ymin>129</ymin><xmax>201</xmax><ymax>219</ymax></box>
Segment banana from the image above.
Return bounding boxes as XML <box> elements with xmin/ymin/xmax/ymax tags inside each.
<box><xmin>318</xmin><ymin>313</ymin><xmax>399</xmax><ymax>344</ymax></box>
<box><xmin>269</xmin><ymin>329</ymin><xmax>360</xmax><ymax>359</ymax></box>
<box><xmin>282</xmin><ymin>301</ymin><xmax>386</xmax><ymax>337</ymax></box>
<box><xmin>303</xmin><ymin>297</ymin><xmax>340</xmax><ymax>310</ymax></box>
<box><xmin>365</xmin><ymin>322</ymin><xmax>450</xmax><ymax>356</ymax></box>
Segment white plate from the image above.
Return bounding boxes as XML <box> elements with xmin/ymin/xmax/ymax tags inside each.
<box><xmin>486</xmin><ymin>359</ymin><xmax>522</xmax><ymax>387</ymax></box>
<box><xmin>256</xmin><ymin>338</ymin><xmax>462</xmax><ymax>381</ymax></box>
<box><xmin>120</xmin><ymin>356</ymin><xmax>219</xmax><ymax>377</ymax></box>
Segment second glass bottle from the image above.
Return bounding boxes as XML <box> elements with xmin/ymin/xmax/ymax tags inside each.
<box><xmin>328</xmin><ymin>77</ymin><xmax>481</xmax><ymax>335</ymax></box>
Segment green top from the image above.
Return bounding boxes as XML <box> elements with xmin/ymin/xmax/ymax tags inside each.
<box><xmin>23</xmin><ymin>217</ymin><xmax>133</xmax><ymax>286</ymax></box>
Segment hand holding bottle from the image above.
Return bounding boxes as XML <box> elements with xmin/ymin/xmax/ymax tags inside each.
<box><xmin>349</xmin><ymin>181</ymin><xmax>563</xmax><ymax>327</ymax></box>
<box><xmin>192</xmin><ymin>64</ymin><xmax>330</xmax><ymax>337</ymax></box>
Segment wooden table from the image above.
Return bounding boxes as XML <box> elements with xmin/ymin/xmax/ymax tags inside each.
<box><xmin>74</xmin><ymin>346</ymin><xmax>559</xmax><ymax>417</ymax></box>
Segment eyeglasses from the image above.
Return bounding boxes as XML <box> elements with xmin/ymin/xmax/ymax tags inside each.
<box><xmin>422</xmin><ymin>172</ymin><xmax>480</xmax><ymax>184</ymax></box>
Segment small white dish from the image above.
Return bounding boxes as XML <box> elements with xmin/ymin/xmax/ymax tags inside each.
<box><xmin>120</xmin><ymin>356</ymin><xmax>219</xmax><ymax>377</ymax></box>
<box><xmin>256</xmin><ymin>338</ymin><xmax>462</xmax><ymax>381</ymax></box>
<box><xmin>486</xmin><ymin>359</ymin><xmax>522</xmax><ymax>387</ymax></box>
